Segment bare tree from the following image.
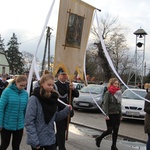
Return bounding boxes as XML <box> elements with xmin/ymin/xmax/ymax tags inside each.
<box><xmin>92</xmin><ymin>14</ymin><xmax>121</xmax><ymax>40</ymax></box>
<box><xmin>22</xmin><ymin>51</ymin><xmax>34</xmax><ymax>71</ymax></box>
<box><xmin>90</xmin><ymin>13</ymin><xmax>131</xmax><ymax>82</ymax></box>
<box><xmin>86</xmin><ymin>51</ymin><xmax>97</xmax><ymax>79</ymax></box>
<box><xmin>106</xmin><ymin>32</ymin><xmax>132</xmax><ymax>75</ymax></box>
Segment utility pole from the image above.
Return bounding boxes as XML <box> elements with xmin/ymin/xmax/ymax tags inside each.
<box><xmin>41</xmin><ymin>27</ymin><xmax>53</xmax><ymax>76</ymax></box>
<box><xmin>47</xmin><ymin>31</ymin><xmax>50</xmax><ymax>71</ymax></box>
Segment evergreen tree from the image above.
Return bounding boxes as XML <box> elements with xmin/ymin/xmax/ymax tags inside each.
<box><xmin>5</xmin><ymin>33</ymin><xmax>24</xmax><ymax>74</ymax></box>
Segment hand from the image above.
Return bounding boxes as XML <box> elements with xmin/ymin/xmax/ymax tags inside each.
<box><xmin>105</xmin><ymin>116</ymin><xmax>110</xmax><ymax>120</ymax></box>
<box><xmin>120</xmin><ymin>116</ymin><xmax>123</xmax><ymax>120</ymax></box>
<box><xmin>35</xmin><ymin>145</ymin><xmax>40</xmax><ymax>149</ymax></box>
<box><xmin>69</xmin><ymin>83</ymin><xmax>75</xmax><ymax>90</ymax></box>
<box><xmin>36</xmin><ymin>146</ymin><xmax>40</xmax><ymax>149</ymax></box>
<box><xmin>68</xmin><ymin>104</ymin><xmax>72</xmax><ymax>110</ymax></box>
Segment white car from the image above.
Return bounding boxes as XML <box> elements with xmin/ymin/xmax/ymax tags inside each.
<box><xmin>122</xmin><ymin>89</ymin><xmax>147</xmax><ymax>120</ymax></box>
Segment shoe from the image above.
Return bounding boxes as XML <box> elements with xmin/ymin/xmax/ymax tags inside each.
<box><xmin>111</xmin><ymin>146</ymin><xmax>118</xmax><ymax>150</ymax></box>
<box><xmin>95</xmin><ymin>137</ymin><xmax>102</xmax><ymax>148</ymax></box>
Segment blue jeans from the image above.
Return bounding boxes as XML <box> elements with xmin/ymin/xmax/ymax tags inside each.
<box><xmin>147</xmin><ymin>133</ymin><xmax>150</xmax><ymax>150</ymax></box>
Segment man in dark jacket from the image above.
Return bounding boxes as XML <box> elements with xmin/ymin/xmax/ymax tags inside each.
<box><xmin>0</xmin><ymin>75</ymin><xmax>8</xmax><ymax>97</ymax></box>
<box><xmin>55</xmin><ymin>68</ymin><xmax>79</xmax><ymax>150</ymax></box>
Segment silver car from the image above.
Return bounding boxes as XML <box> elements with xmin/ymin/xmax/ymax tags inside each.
<box><xmin>122</xmin><ymin>89</ymin><xmax>147</xmax><ymax>120</ymax></box>
<box><xmin>73</xmin><ymin>84</ymin><xmax>106</xmax><ymax>110</ymax></box>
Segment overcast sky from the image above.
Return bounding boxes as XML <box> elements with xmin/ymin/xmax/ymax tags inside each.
<box><xmin>1</xmin><ymin>0</ymin><xmax>150</xmax><ymax>68</ymax></box>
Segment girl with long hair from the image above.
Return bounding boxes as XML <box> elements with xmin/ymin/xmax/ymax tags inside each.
<box><xmin>25</xmin><ymin>74</ymin><xmax>72</xmax><ymax>150</ymax></box>
<box><xmin>95</xmin><ymin>78</ymin><xmax>122</xmax><ymax>150</ymax></box>
<box><xmin>0</xmin><ymin>75</ymin><xmax>28</xmax><ymax>150</ymax></box>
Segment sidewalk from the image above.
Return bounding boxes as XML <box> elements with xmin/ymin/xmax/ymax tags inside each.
<box><xmin>71</xmin><ymin>111</ymin><xmax>147</xmax><ymax>143</ymax></box>
<box><xmin>66</xmin><ymin>131</ymin><xmax>138</xmax><ymax>150</ymax></box>
<box><xmin>5</xmin><ymin>126</ymin><xmax>141</xmax><ymax>150</ymax></box>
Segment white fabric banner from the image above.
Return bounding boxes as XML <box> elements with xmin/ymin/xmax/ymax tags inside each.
<box><xmin>27</xmin><ymin>0</ymin><xmax>56</xmax><ymax>94</ymax></box>
<box><xmin>95</xmin><ymin>10</ymin><xmax>149</xmax><ymax>102</ymax></box>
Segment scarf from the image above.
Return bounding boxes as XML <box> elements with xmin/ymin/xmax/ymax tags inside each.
<box><xmin>108</xmin><ymin>85</ymin><xmax>120</xmax><ymax>95</ymax></box>
<box><xmin>32</xmin><ymin>87</ymin><xmax>59</xmax><ymax>124</ymax></box>
<box><xmin>108</xmin><ymin>85</ymin><xmax>122</xmax><ymax>103</ymax></box>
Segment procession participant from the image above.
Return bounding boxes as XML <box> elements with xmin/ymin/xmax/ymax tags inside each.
<box><xmin>0</xmin><ymin>75</ymin><xmax>28</xmax><ymax>150</ymax></box>
<box><xmin>95</xmin><ymin>78</ymin><xmax>122</xmax><ymax>150</ymax></box>
<box><xmin>55</xmin><ymin>68</ymin><xmax>79</xmax><ymax>150</ymax></box>
<box><xmin>25</xmin><ymin>74</ymin><xmax>72</xmax><ymax>150</ymax></box>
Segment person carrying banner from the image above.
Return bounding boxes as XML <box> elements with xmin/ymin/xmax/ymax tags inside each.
<box><xmin>55</xmin><ymin>68</ymin><xmax>79</xmax><ymax>150</ymax></box>
<box><xmin>95</xmin><ymin>78</ymin><xmax>122</xmax><ymax>150</ymax></box>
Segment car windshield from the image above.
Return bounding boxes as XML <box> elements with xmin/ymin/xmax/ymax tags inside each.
<box><xmin>80</xmin><ymin>85</ymin><xmax>104</xmax><ymax>94</ymax></box>
<box><xmin>122</xmin><ymin>90</ymin><xmax>147</xmax><ymax>100</ymax></box>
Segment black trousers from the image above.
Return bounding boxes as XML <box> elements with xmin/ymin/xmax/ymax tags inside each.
<box><xmin>56</xmin><ymin>119</ymin><xmax>67</xmax><ymax>150</ymax></box>
<box><xmin>31</xmin><ymin>144</ymin><xmax>56</xmax><ymax>150</ymax></box>
<box><xmin>0</xmin><ymin>128</ymin><xmax>23</xmax><ymax>150</ymax></box>
<box><xmin>97</xmin><ymin>114</ymin><xmax>120</xmax><ymax>146</ymax></box>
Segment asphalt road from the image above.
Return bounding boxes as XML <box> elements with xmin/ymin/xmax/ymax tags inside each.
<box><xmin>71</xmin><ymin>110</ymin><xmax>147</xmax><ymax>143</ymax></box>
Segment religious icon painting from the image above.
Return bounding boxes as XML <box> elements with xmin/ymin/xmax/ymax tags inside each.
<box><xmin>65</xmin><ymin>13</ymin><xmax>84</xmax><ymax>49</ymax></box>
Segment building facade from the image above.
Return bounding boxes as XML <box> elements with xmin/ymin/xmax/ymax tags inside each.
<box><xmin>0</xmin><ymin>49</ymin><xmax>9</xmax><ymax>75</ymax></box>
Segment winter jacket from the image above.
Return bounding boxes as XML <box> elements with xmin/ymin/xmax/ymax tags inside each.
<box><xmin>25</xmin><ymin>95</ymin><xmax>71</xmax><ymax>148</ymax></box>
<box><xmin>54</xmin><ymin>80</ymin><xmax>79</xmax><ymax>111</ymax></box>
<box><xmin>0</xmin><ymin>83</ymin><xmax>28</xmax><ymax>130</ymax></box>
<box><xmin>102</xmin><ymin>91</ymin><xmax>122</xmax><ymax>116</ymax></box>
<box><xmin>144</xmin><ymin>92</ymin><xmax>150</xmax><ymax>133</ymax></box>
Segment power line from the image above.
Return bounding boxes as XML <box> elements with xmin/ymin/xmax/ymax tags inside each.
<box><xmin>19</xmin><ymin>33</ymin><xmax>56</xmax><ymax>45</ymax></box>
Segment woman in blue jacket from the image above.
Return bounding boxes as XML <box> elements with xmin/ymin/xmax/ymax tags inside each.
<box><xmin>25</xmin><ymin>74</ymin><xmax>72</xmax><ymax>150</ymax></box>
<box><xmin>0</xmin><ymin>75</ymin><xmax>28</xmax><ymax>150</ymax></box>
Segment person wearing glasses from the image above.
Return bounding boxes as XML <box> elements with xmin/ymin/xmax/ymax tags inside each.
<box><xmin>0</xmin><ymin>75</ymin><xmax>28</xmax><ymax>150</ymax></box>
<box><xmin>95</xmin><ymin>78</ymin><xmax>122</xmax><ymax>150</ymax></box>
